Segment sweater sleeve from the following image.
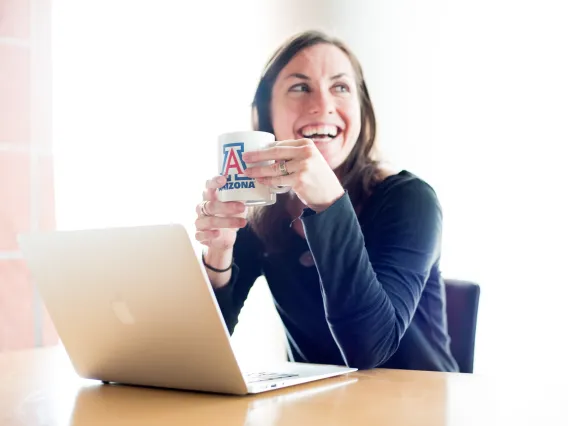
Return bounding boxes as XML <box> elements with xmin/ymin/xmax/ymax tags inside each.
<box><xmin>300</xmin><ymin>178</ymin><xmax>443</xmax><ymax>369</ymax></box>
<box><xmin>212</xmin><ymin>226</ymin><xmax>263</xmax><ymax>335</ymax></box>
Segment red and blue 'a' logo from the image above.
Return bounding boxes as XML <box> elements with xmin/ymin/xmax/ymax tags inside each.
<box><xmin>220</xmin><ymin>142</ymin><xmax>255</xmax><ymax>191</ymax></box>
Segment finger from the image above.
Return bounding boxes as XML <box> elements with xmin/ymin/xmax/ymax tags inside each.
<box><xmin>242</xmin><ymin>143</ymin><xmax>307</xmax><ymax>163</ymax></box>
<box><xmin>203</xmin><ymin>175</ymin><xmax>227</xmax><ymax>201</ymax></box>
<box><xmin>206</xmin><ymin>175</ymin><xmax>227</xmax><ymax>189</ymax></box>
<box><xmin>256</xmin><ymin>174</ymin><xmax>295</xmax><ymax>188</ymax></box>
<box><xmin>195</xmin><ymin>215</ymin><xmax>247</xmax><ymax>231</ymax></box>
<box><xmin>274</xmin><ymin>138</ymin><xmax>313</xmax><ymax>147</ymax></box>
<box><xmin>195</xmin><ymin>230</ymin><xmax>220</xmax><ymax>242</ymax></box>
<box><xmin>202</xmin><ymin>188</ymin><xmax>216</xmax><ymax>201</ymax></box>
<box><xmin>244</xmin><ymin>159</ymin><xmax>301</xmax><ymax>178</ymax></box>
<box><xmin>203</xmin><ymin>200</ymin><xmax>246</xmax><ymax>216</ymax></box>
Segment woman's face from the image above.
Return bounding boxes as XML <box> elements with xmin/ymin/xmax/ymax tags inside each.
<box><xmin>270</xmin><ymin>43</ymin><xmax>362</xmax><ymax>170</ymax></box>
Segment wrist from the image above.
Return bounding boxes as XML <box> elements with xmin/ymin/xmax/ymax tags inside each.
<box><xmin>203</xmin><ymin>247</ymin><xmax>233</xmax><ymax>268</ymax></box>
<box><xmin>202</xmin><ymin>251</ymin><xmax>233</xmax><ymax>273</ymax></box>
<box><xmin>309</xmin><ymin>185</ymin><xmax>345</xmax><ymax>213</ymax></box>
<box><xmin>203</xmin><ymin>248</ymin><xmax>233</xmax><ymax>289</ymax></box>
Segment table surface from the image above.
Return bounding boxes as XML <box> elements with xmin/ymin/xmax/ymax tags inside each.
<box><xmin>1</xmin><ymin>345</ymin><xmax>566</xmax><ymax>426</ymax></box>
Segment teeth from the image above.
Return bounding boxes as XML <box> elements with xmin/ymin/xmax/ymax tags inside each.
<box><xmin>301</xmin><ymin>125</ymin><xmax>338</xmax><ymax>138</ymax></box>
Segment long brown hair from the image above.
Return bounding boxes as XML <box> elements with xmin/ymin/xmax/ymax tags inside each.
<box><xmin>249</xmin><ymin>30</ymin><xmax>381</xmax><ymax>253</ymax></box>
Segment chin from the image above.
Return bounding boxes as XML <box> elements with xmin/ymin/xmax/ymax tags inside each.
<box><xmin>320</xmin><ymin>150</ymin><xmax>344</xmax><ymax>171</ymax></box>
<box><xmin>317</xmin><ymin>137</ymin><xmax>347</xmax><ymax>159</ymax></box>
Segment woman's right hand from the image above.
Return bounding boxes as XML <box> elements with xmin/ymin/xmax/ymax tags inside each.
<box><xmin>194</xmin><ymin>175</ymin><xmax>248</xmax><ymax>252</ymax></box>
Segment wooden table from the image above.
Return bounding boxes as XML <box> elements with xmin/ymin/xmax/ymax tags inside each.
<box><xmin>1</xmin><ymin>345</ymin><xmax>566</xmax><ymax>425</ymax></box>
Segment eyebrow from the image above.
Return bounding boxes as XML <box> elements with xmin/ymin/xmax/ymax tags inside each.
<box><xmin>285</xmin><ymin>72</ymin><xmax>350</xmax><ymax>80</ymax></box>
<box><xmin>286</xmin><ymin>73</ymin><xmax>310</xmax><ymax>80</ymax></box>
<box><xmin>331</xmin><ymin>73</ymin><xmax>348</xmax><ymax>80</ymax></box>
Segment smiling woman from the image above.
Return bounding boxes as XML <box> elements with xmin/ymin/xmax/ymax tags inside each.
<box><xmin>194</xmin><ymin>30</ymin><xmax>459</xmax><ymax>372</ymax></box>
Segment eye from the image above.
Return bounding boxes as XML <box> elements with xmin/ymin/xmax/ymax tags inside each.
<box><xmin>289</xmin><ymin>83</ymin><xmax>310</xmax><ymax>93</ymax></box>
<box><xmin>333</xmin><ymin>83</ymin><xmax>350</xmax><ymax>93</ymax></box>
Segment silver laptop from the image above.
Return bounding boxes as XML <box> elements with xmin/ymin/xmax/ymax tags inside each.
<box><xmin>17</xmin><ymin>224</ymin><xmax>356</xmax><ymax>395</ymax></box>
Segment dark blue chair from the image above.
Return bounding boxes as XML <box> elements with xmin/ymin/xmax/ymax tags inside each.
<box><xmin>444</xmin><ymin>279</ymin><xmax>481</xmax><ymax>373</ymax></box>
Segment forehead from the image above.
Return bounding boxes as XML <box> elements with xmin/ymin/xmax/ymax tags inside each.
<box><xmin>278</xmin><ymin>43</ymin><xmax>355</xmax><ymax>79</ymax></box>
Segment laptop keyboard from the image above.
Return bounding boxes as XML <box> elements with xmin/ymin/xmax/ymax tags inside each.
<box><xmin>244</xmin><ymin>371</ymin><xmax>300</xmax><ymax>383</ymax></box>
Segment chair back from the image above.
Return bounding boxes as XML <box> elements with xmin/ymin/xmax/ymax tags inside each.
<box><xmin>445</xmin><ymin>279</ymin><xmax>480</xmax><ymax>373</ymax></box>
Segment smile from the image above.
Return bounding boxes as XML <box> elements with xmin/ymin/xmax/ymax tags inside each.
<box><xmin>298</xmin><ymin>124</ymin><xmax>343</xmax><ymax>143</ymax></box>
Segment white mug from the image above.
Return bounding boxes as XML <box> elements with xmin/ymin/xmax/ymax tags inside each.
<box><xmin>217</xmin><ymin>131</ymin><xmax>288</xmax><ymax>206</ymax></box>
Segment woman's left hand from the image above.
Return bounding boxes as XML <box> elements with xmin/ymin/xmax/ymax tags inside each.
<box><xmin>242</xmin><ymin>138</ymin><xmax>345</xmax><ymax>212</ymax></box>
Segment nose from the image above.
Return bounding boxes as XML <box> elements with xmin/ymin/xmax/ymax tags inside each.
<box><xmin>307</xmin><ymin>89</ymin><xmax>334</xmax><ymax>115</ymax></box>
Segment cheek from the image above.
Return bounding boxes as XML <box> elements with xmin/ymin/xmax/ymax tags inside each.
<box><xmin>342</xmin><ymin>103</ymin><xmax>362</xmax><ymax>143</ymax></box>
<box><xmin>271</xmin><ymin>101</ymin><xmax>298</xmax><ymax>140</ymax></box>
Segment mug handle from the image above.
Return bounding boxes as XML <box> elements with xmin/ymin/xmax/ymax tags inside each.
<box><xmin>270</xmin><ymin>185</ymin><xmax>291</xmax><ymax>194</ymax></box>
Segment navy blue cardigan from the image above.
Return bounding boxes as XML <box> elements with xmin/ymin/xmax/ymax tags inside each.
<box><xmin>213</xmin><ymin>170</ymin><xmax>459</xmax><ymax>372</ymax></box>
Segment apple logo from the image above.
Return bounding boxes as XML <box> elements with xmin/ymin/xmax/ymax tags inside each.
<box><xmin>111</xmin><ymin>301</ymin><xmax>135</xmax><ymax>325</ymax></box>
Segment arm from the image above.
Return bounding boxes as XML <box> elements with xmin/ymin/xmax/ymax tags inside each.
<box><xmin>301</xmin><ymin>178</ymin><xmax>443</xmax><ymax>369</ymax></box>
<box><xmin>211</xmin><ymin>225</ymin><xmax>263</xmax><ymax>334</ymax></box>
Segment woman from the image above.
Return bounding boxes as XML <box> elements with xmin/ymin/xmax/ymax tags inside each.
<box><xmin>194</xmin><ymin>30</ymin><xmax>459</xmax><ymax>372</ymax></box>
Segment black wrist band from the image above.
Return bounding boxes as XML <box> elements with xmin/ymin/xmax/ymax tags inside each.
<box><xmin>202</xmin><ymin>252</ymin><xmax>233</xmax><ymax>273</ymax></box>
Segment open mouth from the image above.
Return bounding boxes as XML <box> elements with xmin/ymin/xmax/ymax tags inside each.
<box><xmin>298</xmin><ymin>124</ymin><xmax>342</xmax><ymax>143</ymax></box>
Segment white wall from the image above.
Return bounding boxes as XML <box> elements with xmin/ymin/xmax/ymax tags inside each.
<box><xmin>51</xmin><ymin>0</ymin><xmax>290</xmax><ymax>365</ymax></box>
<box><xmin>52</xmin><ymin>1</ymin><xmax>568</xmax><ymax>374</ymax></box>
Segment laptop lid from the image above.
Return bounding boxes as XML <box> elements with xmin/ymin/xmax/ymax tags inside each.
<box><xmin>18</xmin><ymin>224</ymin><xmax>249</xmax><ymax>395</ymax></box>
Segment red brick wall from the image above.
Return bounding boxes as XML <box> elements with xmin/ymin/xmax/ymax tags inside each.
<box><xmin>0</xmin><ymin>0</ymin><xmax>58</xmax><ymax>351</ymax></box>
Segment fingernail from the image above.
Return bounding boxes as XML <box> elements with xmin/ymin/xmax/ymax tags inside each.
<box><xmin>216</xmin><ymin>176</ymin><xmax>225</xmax><ymax>183</ymax></box>
<box><xmin>242</xmin><ymin>152</ymin><xmax>251</xmax><ymax>160</ymax></box>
